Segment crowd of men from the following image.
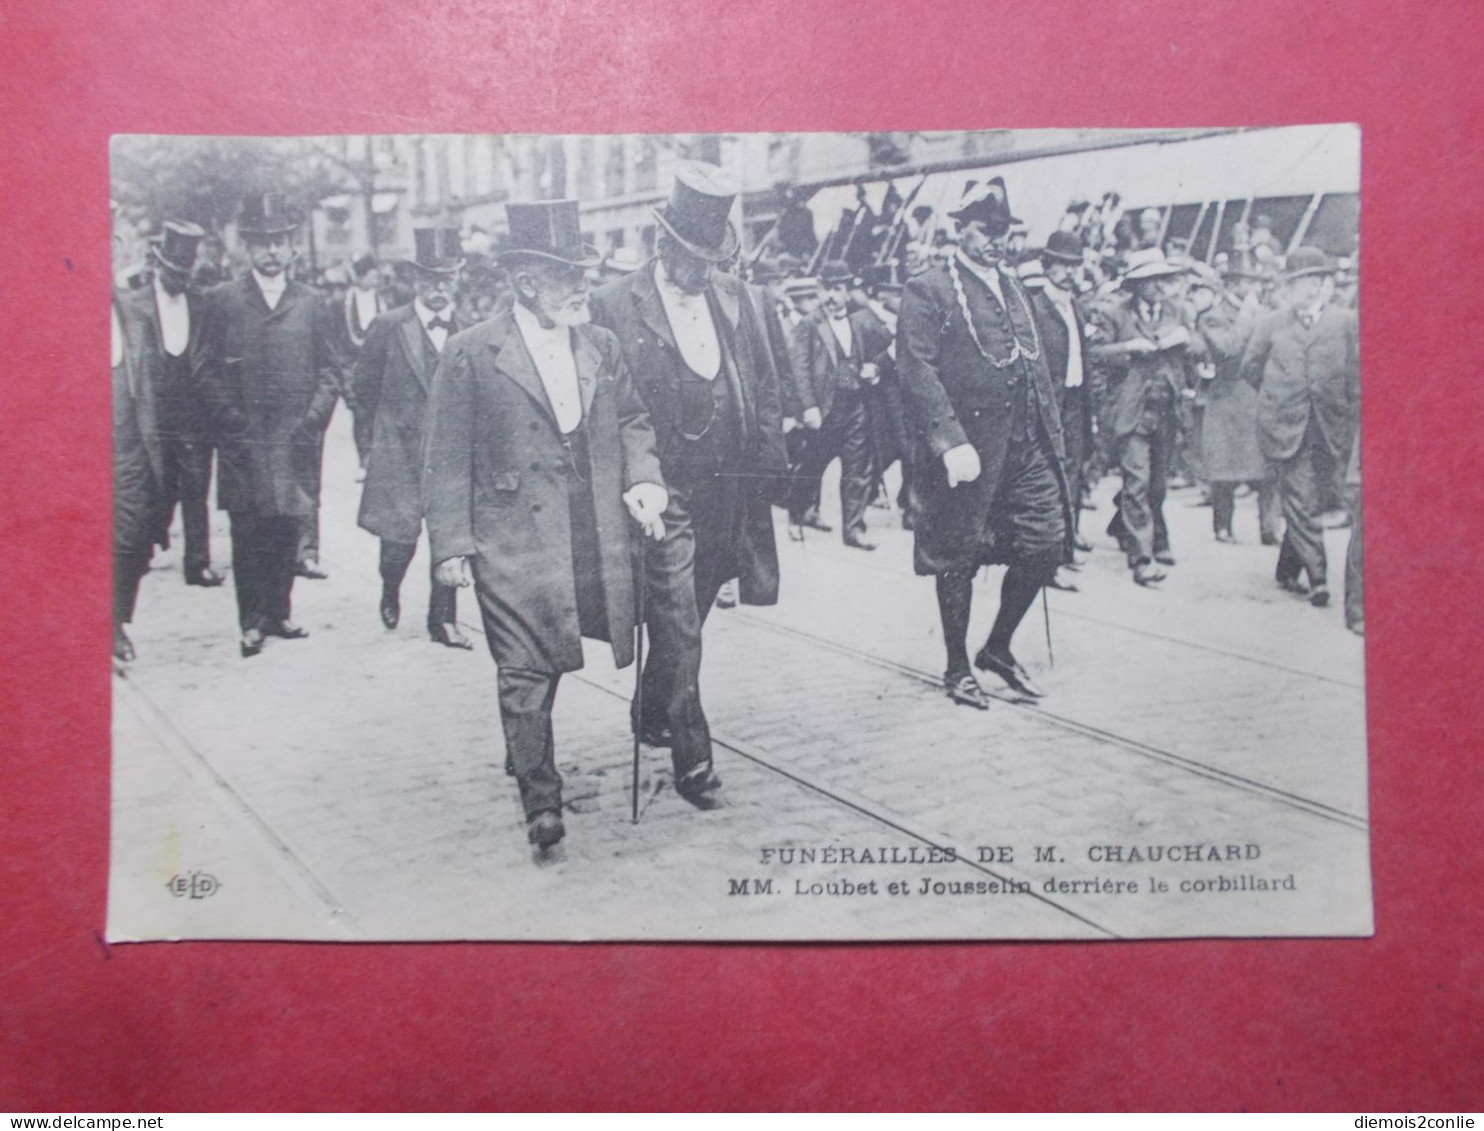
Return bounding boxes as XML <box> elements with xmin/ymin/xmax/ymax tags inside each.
<box><xmin>111</xmin><ymin>163</ymin><xmax>1362</xmax><ymax>854</ymax></box>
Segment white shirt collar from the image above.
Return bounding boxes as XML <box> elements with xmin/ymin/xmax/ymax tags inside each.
<box><xmin>252</xmin><ymin>269</ymin><xmax>287</xmax><ymax>309</ymax></box>
<box><xmin>653</xmin><ymin>261</ymin><xmax>722</xmax><ymax>380</ymax></box>
<box><xmin>512</xmin><ymin>301</ymin><xmax>582</xmax><ymax>433</ymax></box>
<box><xmin>414</xmin><ymin>297</ymin><xmax>449</xmax><ymax>328</ymax></box>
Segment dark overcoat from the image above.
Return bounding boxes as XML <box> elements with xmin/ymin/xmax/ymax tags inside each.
<box><xmin>420</xmin><ymin>310</ymin><xmax>664</xmax><ymax>673</ymax></box>
<box><xmin>1030</xmin><ymin>288</ymin><xmax>1095</xmax><ymax>479</ymax></box>
<box><xmin>196</xmin><ymin>276</ymin><xmax>342</xmax><ymax>517</ymax></box>
<box><xmin>112</xmin><ymin>293</ymin><xmax>166</xmax><ymax>554</ymax></box>
<box><xmin>1196</xmin><ymin>295</ymin><xmax>1269</xmax><ymax>481</ymax></box>
<box><xmin>352</xmin><ymin>303</ymin><xmax>457</xmax><ymax>543</ymax></box>
<box><xmin>787</xmin><ymin>305</ymin><xmax>874</xmax><ymax>421</ymax></box>
<box><xmin>589</xmin><ymin>265</ymin><xmax>788</xmax><ymax>606</ymax></box>
<box><xmin>1237</xmin><ymin>304</ymin><xmax>1360</xmax><ymax>465</ymax></box>
<box><xmin>896</xmin><ymin>261</ymin><xmax>1071</xmax><ymax>575</ymax></box>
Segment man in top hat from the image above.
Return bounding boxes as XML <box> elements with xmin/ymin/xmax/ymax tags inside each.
<box><xmin>422</xmin><ymin>199</ymin><xmax>673</xmax><ymax>850</ymax></box>
<box><xmin>896</xmin><ymin>177</ymin><xmax>1073</xmax><ymax>709</ymax></box>
<box><xmin>1088</xmin><ymin>246</ymin><xmax>1208</xmax><ymax>585</ymax></box>
<box><xmin>785</xmin><ymin>258</ymin><xmax>881</xmax><ymax>548</ymax></box>
<box><xmin>336</xmin><ymin>253</ymin><xmax>386</xmax><ymax>470</ymax></box>
<box><xmin>197</xmin><ymin>191</ymin><xmax>344</xmax><ymax>657</ymax></box>
<box><xmin>1031</xmin><ymin>231</ymin><xmax>1098</xmax><ymax>576</ymax></box>
<box><xmin>351</xmin><ymin>227</ymin><xmax>473</xmax><ymax>649</ymax></box>
<box><xmin>589</xmin><ymin>162</ymin><xmax>788</xmax><ymax>763</ymax></box>
<box><xmin>1237</xmin><ymin>246</ymin><xmax>1359</xmax><ymax>607</ymax></box>
<box><xmin>116</xmin><ymin>220</ymin><xmax>224</xmax><ymax>597</ymax></box>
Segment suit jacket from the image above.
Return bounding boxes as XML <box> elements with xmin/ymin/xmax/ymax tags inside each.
<box><xmin>747</xmin><ymin>282</ymin><xmax>803</xmax><ymax>420</ymax></box>
<box><xmin>1238</xmin><ymin>304</ymin><xmax>1359</xmax><ymax>464</ymax></box>
<box><xmin>589</xmin><ymin>264</ymin><xmax>787</xmax><ymax>606</ymax></box>
<box><xmin>787</xmin><ymin>305</ymin><xmax>874</xmax><ymax>421</ymax></box>
<box><xmin>1088</xmin><ymin>293</ymin><xmax>1207</xmax><ymax>440</ymax></box>
<box><xmin>421</xmin><ymin>309</ymin><xmax>663</xmax><ymax>673</ymax></box>
<box><xmin>353</xmin><ymin>303</ymin><xmax>457</xmax><ymax>542</ymax></box>
<box><xmin>196</xmin><ymin>276</ymin><xmax>343</xmax><ymax>517</ymax></box>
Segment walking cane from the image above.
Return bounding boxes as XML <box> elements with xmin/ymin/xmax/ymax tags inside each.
<box><xmin>632</xmin><ymin>539</ymin><xmax>647</xmax><ymax>825</ymax></box>
<box><xmin>1042</xmin><ymin>587</ymin><xmax>1055</xmax><ymax>669</ymax></box>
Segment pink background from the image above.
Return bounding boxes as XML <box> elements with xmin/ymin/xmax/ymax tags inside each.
<box><xmin>1</xmin><ymin>0</ymin><xmax>1480</xmax><ymax>1111</ymax></box>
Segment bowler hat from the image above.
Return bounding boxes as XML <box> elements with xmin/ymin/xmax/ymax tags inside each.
<box><xmin>237</xmin><ymin>191</ymin><xmax>301</xmax><ymax>238</ymax></box>
<box><xmin>409</xmin><ymin>227</ymin><xmax>465</xmax><ymax>274</ymax></box>
<box><xmin>498</xmin><ymin>200</ymin><xmax>601</xmax><ymax>269</ymax></box>
<box><xmin>1043</xmin><ymin>230</ymin><xmax>1084</xmax><ymax>265</ymax></box>
<box><xmin>1283</xmin><ymin>246</ymin><xmax>1336</xmax><ymax>280</ymax></box>
<box><xmin>150</xmin><ymin>220</ymin><xmax>205</xmax><ymax>274</ymax></box>
<box><xmin>351</xmin><ymin>254</ymin><xmax>378</xmax><ymax>278</ymax></box>
<box><xmin>653</xmin><ymin>163</ymin><xmax>740</xmax><ymax>262</ymax></box>
<box><xmin>948</xmin><ymin>177</ymin><xmax>1013</xmax><ymax>235</ymax></box>
<box><xmin>1120</xmin><ymin>247</ymin><xmax>1184</xmax><ymax>287</ymax></box>
<box><xmin>818</xmin><ymin>259</ymin><xmax>855</xmax><ymax>287</ymax></box>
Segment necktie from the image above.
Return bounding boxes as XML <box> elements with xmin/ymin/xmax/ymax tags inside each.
<box><xmin>427</xmin><ymin>316</ymin><xmax>452</xmax><ymax>332</ymax></box>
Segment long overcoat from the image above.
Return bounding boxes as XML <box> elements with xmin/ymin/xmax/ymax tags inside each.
<box><xmin>896</xmin><ymin>260</ymin><xmax>1071</xmax><ymax>575</ymax></box>
<box><xmin>352</xmin><ymin>303</ymin><xmax>457</xmax><ymax>543</ymax></box>
<box><xmin>589</xmin><ymin>265</ymin><xmax>788</xmax><ymax>606</ymax></box>
<box><xmin>196</xmin><ymin>276</ymin><xmax>342</xmax><ymax>517</ymax></box>
<box><xmin>1196</xmin><ymin>294</ymin><xmax>1269</xmax><ymax>481</ymax></box>
<box><xmin>112</xmin><ymin>292</ymin><xmax>166</xmax><ymax>554</ymax></box>
<box><xmin>420</xmin><ymin>309</ymin><xmax>664</xmax><ymax>673</ymax></box>
<box><xmin>1237</xmin><ymin>304</ymin><xmax>1360</xmax><ymax>465</ymax></box>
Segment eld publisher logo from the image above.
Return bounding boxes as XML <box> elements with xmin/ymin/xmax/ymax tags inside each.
<box><xmin>166</xmin><ymin>871</ymin><xmax>220</xmax><ymax>899</ymax></box>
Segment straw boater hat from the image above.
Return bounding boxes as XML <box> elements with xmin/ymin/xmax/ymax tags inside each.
<box><xmin>408</xmin><ymin>227</ymin><xmax>465</xmax><ymax>274</ymax></box>
<box><xmin>1283</xmin><ymin>246</ymin><xmax>1336</xmax><ymax>280</ymax></box>
<box><xmin>1120</xmin><ymin>247</ymin><xmax>1185</xmax><ymax>287</ymax></box>
<box><xmin>150</xmin><ymin>220</ymin><xmax>205</xmax><ymax>274</ymax></box>
<box><xmin>497</xmin><ymin>200</ymin><xmax>601</xmax><ymax>269</ymax></box>
<box><xmin>237</xmin><ymin>191</ymin><xmax>301</xmax><ymax>238</ymax></box>
<box><xmin>781</xmin><ymin>276</ymin><xmax>820</xmax><ymax>300</ymax></box>
<box><xmin>652</xmin><ymin>163</ymin><xmax>740</xmax><ymax>262</ymax></box>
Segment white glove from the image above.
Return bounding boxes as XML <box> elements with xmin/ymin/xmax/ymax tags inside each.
<box><xmin>860</xmin><ymin>362</ymin><xmax>880</xmax><ymax>385</ymax></box>
<box><xmin>943</xmin><ymin>443</ymin><xmax>982</xmax><ymax>488</ymax></box>
<box><xmin>623</xmin><ymin>483</ymin><xmax>669</xmax><ymax>541</ymax></box>
<box><xmin>434</xmin><ymin>557</ymin><xmax>470</xmax><ymax>589</ymax></box>
<box><xmin>802</xmin><ymin>407</ymin><xmax>823</xmax><ymax>430</ymax></box>
<box><xmin>782</xmin><ymin>416</ymin><xmax>798</xmax><ymax>434</ymax></box>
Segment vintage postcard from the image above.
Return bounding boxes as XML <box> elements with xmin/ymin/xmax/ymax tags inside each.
<box><xmin>106</xmin><ymin>124</ymin><xmax>1368</xmax><ymax>941</ymax></box>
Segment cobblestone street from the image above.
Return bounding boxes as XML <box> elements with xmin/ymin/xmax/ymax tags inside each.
<box><xmin>109</xmin><ymin>412</ymin><xmax>1371</xmax><ymax>941</ymax></box>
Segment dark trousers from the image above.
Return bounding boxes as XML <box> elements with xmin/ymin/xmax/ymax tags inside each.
<box><xmin>229</xmin><ymin>513</ymin><xmax>299</xmax><ymax>631</ymax></box>
<box><xmin>491</xmin><ymin>666</ymin><xmax>564</xmax><ymax>820</ymax></box>
<box><xmin>1345</xmin><ymin>484</ymin><xmax>1364</xmax><ymax>629</ymax></box>
<box><xmin>161</xmin><ymin>440</ymin><xmax>214</xmax><ymax>570</ymax></box>
<box><xmin>296</xmin><ymin>508</ymin><xmax>320</xmax><ymax>565</ymax></box>
<box><xmin>1059</xmin><ymin>386</ymin><xmax>1091</xmax><ymax>534</ymax></box>
<box><xmin>1273</xmin><ymin>424</ymin><xmax>1336</xmax><ymax>588</ymax></box>
<box><xmin>380</xmin><ymin>537</ymin><xmax>457</xmax><ymax>628</ymax></box>
<box><xmin>788</xmin><ymin>391</ymin><xmax>873</xmax><ymax>538</ymax></box>
<box><xmin>1114</xmin><ymin>412</ymin><xmax>1176</xmax><ymax>563</ymax></box>
<box><xmin>113</xmin><ymin>550</ymin><xmax>150</xmax><ymax>627</ymax></box>
<box><xmin>1211</xmin><ymin>480</ymin><xmax>1281</xmax><ymax>540</ymax></box>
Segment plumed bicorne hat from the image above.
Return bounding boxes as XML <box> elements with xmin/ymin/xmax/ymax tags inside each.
<box><xmin>948</xmin><ymin>176</ymin><xmax>1014</xmax><ymax>236</ymax></box>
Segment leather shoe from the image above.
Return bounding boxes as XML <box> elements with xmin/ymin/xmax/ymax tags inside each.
<box><xmin>295</xmin><ymin>560</ymin><xmax>329</xmax><ymax>580</ymax></box>
<box><xmin>800</xmin><ymin>510</ymin><xmax>832</xmax><ymax>533</ymax></box>
<box><xmin>112</xmin><ymin>625</ymin><xmax>135</xmax><ymax>662</ymax></box>
<box><xmin>239</xmin><ymin>627</ymin><xmax>265</xmax><ymax>658</ymax></box>
<box><xmin>1154</xmin><ymin>549</ymin><xmax>1176</xmax><ymax>566</ymax></box>
<box><xmin>674</xmin><ymin>765</ymin><xmax>723</xmax><ymax>809</ymax></box>
<box><xmin>1133</xmin><ymin>561</ymin><xmax>1167</xmax><ymax>586</ymax></box>
<box><xmin>1309</xmin><ymin>586</ymin><xmax>1331</xmax><ymax>608</ymax></box>
<box><xmin>974</xmin><ymin>647</ymin><xmax>1046</xmax><ymax>698</ymax></box>
<box><xmin>945</xmin><ymin>671</ymin><xmax>990</xmax><ymax>710</ymax></box>
<box><xmin>430</xmin><ymin>622</ymin><xmax>474</xmax><ymax>650</ymax></box>
<box><xmin>843</xmin><ymin>533</ymin><xmax>877</xmax><ymax>551</ymax></box>
<box><xmin>185</xmin><ymin>566</ymin><xmax>225</xmax><ymax>587</ymax></box>
<box><xmin>1215</xmin><ymin>529</ymin><xmax>1236</xmax><ymax>544</ymax></box>
<box><xmin>379</xmin><ymin>589</ymin><xmax>400</xmax><ymax>630</ymax></box>
<box><xmin>787</xmin><ymin>525</ymin><xmax>806</xmax><ymax>542</ymax></box>
<box><xmin>1278</xmin><ymin>575</ymin><xmax>1310</xmax><ymax>597</ymax></box>
<box><xmin>1046</xmin><ymin>570</ymin><xmax>1079</xmax><ymax>593</ymax></box>
<box><xmin>266</xmin><ymin>619</ymin><xmax>309</xmax><ymax>639</ymax></box>
<box><xmin>527</xmin><ymin>811</ymin><xmax>565</xmax><ymax>849</ymax></box>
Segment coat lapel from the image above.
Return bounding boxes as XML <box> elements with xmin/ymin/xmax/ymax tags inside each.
<box><xmin>633</xmin><ymin>264</ymin><xmax>678</xmax><ymax>352</ymax></box>
<box><xmin>572</xmin><ymin>326</ymin><xmax>602</xmax><ymax>419</ymax></box>
<box><xmin>489</xmin><ymin>311</ymin><xmax>558</xmax><ymax>426</ymax></box>
<box><xmin>397</xmin><ymin>311</ymin><xmax>432</xmax><ymax>393</ymax></box>
<box><xmin>815</xmin><ymin>313</ymin><xmax>840</xmax><ymax>368</ymax></box>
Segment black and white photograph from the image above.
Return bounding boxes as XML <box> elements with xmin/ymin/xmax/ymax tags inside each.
<box><xmin>107</xmin><ymin>124</ymin><xmax>1367</xmax><ymax>941</ymax></box>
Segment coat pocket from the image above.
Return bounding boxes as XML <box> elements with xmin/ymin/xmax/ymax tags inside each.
<box><xmin>492</xmin><ymin>470</ymin><xmax>521</xmax><ymax>492</ymax></box>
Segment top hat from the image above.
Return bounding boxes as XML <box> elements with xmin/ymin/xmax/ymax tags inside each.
<box><xmin>859</xmin><ymin>262</ymin><xmax>904</xmax><ymax>291</ymax></box>
<box><xmin>948</xmin><ymin>177</ymin><xmax>1014</xmax><ymax>235</ymax></box>
<box><xmin>1283</xmin><ymin>245</ymin><xmax>1336</xmax><ymax>280</ymax></box>
<box><xmin>351</xmin><ymin>254</ymin><xmax>378</xmax><ymax>278</ymax></box>
<box><xmin>498</xmin><ymin>200</ymin><xmax>601</xmax><ymax>269</ymax></box>
<box><xmin>409</xmin><ymin>227</ymin><xmax>465</xmax><ymax>274</ymax></box>
<box><xmin>652</xmin><ymin>163</ymin><xmax>740</xmax><ymax>262</ymax></box>
<box><xmin>150</xmin><ymin>220</ymin><xmax>205</xmax><ymax>274</ymax></box>
<box><xmin>818</xmin><ymin>259</ymin><xmax>855</xmax><ymax>287</ymax></box>
<box><xmin>1043</xmin><ymin>230</ymin><xmax>1085</xmax><ymax>265</ymax></box>
<box><xmin>237</xmin><ymin>191</ymin><xmax>302</xmax><ymax>238</ymax></box>
<box><xmin>1120</xmin><ymin>247</ymin><xmax>1184</xmax><ymax>286</ymax></box>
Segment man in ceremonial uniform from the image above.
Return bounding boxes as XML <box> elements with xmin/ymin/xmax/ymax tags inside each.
<box><xmin>896</xmin><ymin>178</ymin><xmax>1072</xmax><ymax>709</ymax></box>
<box><xmin>352</xmin><ymin>228</ymin><xmax>472</xmax><ymax>649</ymax></box>
<box><xmin>589</xmin><ymin>164</ymin><xmax>787</xmax><ymax>784</ymax></box>
<box><xmin>1237</xmin><ymin>247</ymin><xmax>1359</xmax><ymax>608</ymax></box>
<box><xmin>422</xmin><ymin>200</ymin><xmax>672</xmax><ymax>850</ymax></box>
<box><xmin>197</xmin><ymin>192</ymin><xmax>344</xmax><ymax>657</ymax></box>
<box><xmin>1088</xmin><ymin>248</ymin><xmax>1208</xmax><ymax>586</ymax></box>
<box><xmin>786</xmin><ymin>259</ymin><xmax>880</xmax><ymax>548</ymax></box>
<box><xmin>118</xmin><ymin>221</ymin><xmax>223</xmax><ymax>592</ymax></box>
